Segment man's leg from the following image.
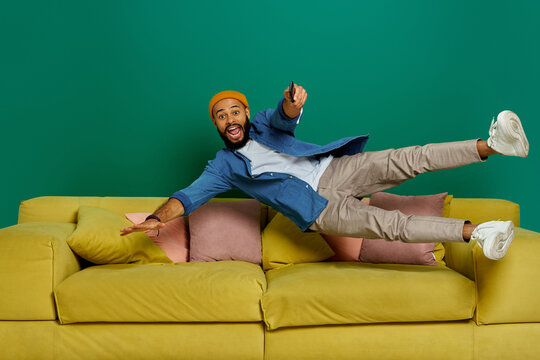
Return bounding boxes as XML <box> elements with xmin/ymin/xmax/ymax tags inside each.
<box><xmin>309</xmin><ymin>192</ymin><xmax>472</xmax><ymax>243</ymax></box>
<box><xmin>311</xmin><ymin>110</ymin><xmax>527</xmax><ymax>254</ymax></box>
<box><xmin>309</xmin><ymin>194</ymin><xmax>513</xmax><ymax>259</ymax></box>
<box><xmin>307</xmin><ymin>138</ymin><xmax>497</xmax><ymax>242</ymax></box>
<box><xmin>319</xmin><ymin>138</ymin><xmax>490</xmax><ymax>199</ymax></box>
<box><xmin>309</xmin><ymin>138</ymin><xmax>519</xmax><ymax>254</ymax></box>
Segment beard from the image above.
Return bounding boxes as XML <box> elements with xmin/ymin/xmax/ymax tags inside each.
<box><xmin>218</xmin><ymin>115</ymin><xmax>251</xmax><ymax>150</ymax></box>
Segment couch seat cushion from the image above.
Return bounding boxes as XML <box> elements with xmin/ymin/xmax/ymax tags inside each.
<box><xmin>54</xmin><ymin>261</ymin><xmax>266</xmax><ymax>324</ymax></box>
<box><xmin>261</xmin><ymin>262</ymin><xmax>475</xmax><ymax>330</ymax></box>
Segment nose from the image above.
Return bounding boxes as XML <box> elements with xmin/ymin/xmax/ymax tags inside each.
<box><xmin>226</xmin><ymin>119</ymin><xmax>238</xmax><ymax>128</ymax></box>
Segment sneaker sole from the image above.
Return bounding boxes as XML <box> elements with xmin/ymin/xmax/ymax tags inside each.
<box><xmin>483</xmin><ymin>221</ymin><xmax>514</xmax><ymax>260</ymax></box>
<box><xmin>499</xmin><ymin>110</ymin><xmax>529</xmax><ymax>157</ymax></box>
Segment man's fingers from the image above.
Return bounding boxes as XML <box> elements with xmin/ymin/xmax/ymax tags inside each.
<box><xmin>121</xmin><ymin>221</ymin><xmax>164</xmax><ymax>236</ymax></box>
<box><xmin>300</xmin><ymin>91</ymin><xmax>307</xmax><ymax>106</ymax></box>
<box><xmin>119</xmin><ymin>225</ymin><xmax>141</xmax><ymax>236</ymax></box>
<box><xmin>292</xmin><ymin>85</ymin><xmax>299</xmax><ymax>102</ymax></box>
<box><xmin>301</xmin><ymin>89</ymin><xmax>308</xmax><ymax>106</ymax></box>
<box><xmin>294</xmin><ymin>89</ymin><xmax>302</xmax><ymax>104</ymax></box>
<box><xmin>294</xmin><ymin>85</ymin><xmax>301</xmax><ymax>102</ymax></box>
<box><xmin>283</xmin><ymin>84</ymin><xmax>307</xmax><ymax>109</ymax></box>
<box><xmin>284</xmin><ymin>85</ymin><xmax>303</xmax><ymax>102</ymax></box>
<box><xmin>294</xmin><ymin>86</ymin><xmax>306</xmax><ymax>104</ymax></box>
<box><xmin>283</xmin><ymin>88</ymin><xmax>292</xmax><ymax>101</ymax></box>
<box><xmin>291</xmin><ymin>90</ymin><xmax>306</xmax><ymax>108</ymax></box>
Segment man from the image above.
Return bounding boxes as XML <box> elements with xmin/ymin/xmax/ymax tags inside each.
<box><xmin>121</xmin><ymin>84</ymin><xmax>529</xmax><ymax>260</ymax></box>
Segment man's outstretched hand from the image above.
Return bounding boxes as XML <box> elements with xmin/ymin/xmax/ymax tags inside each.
<box><xmin>120</xmin><ymin>219</ymin><xmax>166</xmax><ymax>236</ymax></box>
<box><xmin>282</xmin><ymin>83</ymin><xmax>307</xmax><ymax>119</ymax></box>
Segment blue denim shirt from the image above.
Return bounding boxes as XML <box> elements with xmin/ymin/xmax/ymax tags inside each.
<box><xmin>170</xmin><ymin>97</ymin><xmax>370</xmax><ymax>232</ymax></box>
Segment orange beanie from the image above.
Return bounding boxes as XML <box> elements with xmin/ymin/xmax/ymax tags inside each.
<box><xmin>208</xmin><ymin>90</ymin><xmax>249</xmax><ymax>119</ymax></box>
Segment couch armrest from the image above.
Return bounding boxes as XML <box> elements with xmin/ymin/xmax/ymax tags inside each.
<box><xmin>0</xmin><ymin>222</ymin><xmax>81</xmax><ymax>320</ymax></box>
<box><xmin>445</xmin><ymin>227</ymin><xmax>540</xmax><ymax>324</ymax></box>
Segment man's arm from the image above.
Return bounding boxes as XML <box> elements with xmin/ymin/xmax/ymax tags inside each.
<box><xmin>120</xmin><ymin>158</ymin><xmax>232</xmax><ymax>236</ymax></box>
<box><xmin>267</xmin><ymin>84</ymin><xmax>308</xmax><ymax>134</ymax></box>
<box><xmin>152</xmin><ymin>197</ymin><xmax>185</xmax><ymax>223</ymax></box>
<box><xmin>282</xmin><ymin>83</ymin><xmax>307</xmax><ymax>119</ymax></box>
<box><xmin>168</xmin><ymin>159</ymin><xmax>233</xmax><ymax>216</ymax></box>
<box><xmin>120</xmin><ymin>198</ymin><xmax>183</xmax><ymax>236</ymax></box>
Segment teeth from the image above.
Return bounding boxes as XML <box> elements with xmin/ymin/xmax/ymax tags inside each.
<box><xmin>228</xmin><ymin>126</ymin><xmax>239</xmax><ymax>132</ymax></box>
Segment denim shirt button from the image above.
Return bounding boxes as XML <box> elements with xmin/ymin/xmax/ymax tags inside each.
<box><xmin>289</xmin><ymin>176</ymin><xmax>293</xmax><ymax>179</ymax></box>
<box><xmin>270</xmin><ymin>173</ymin><xmax>273</xmax><ymax>176</ymax></box>
<box><xmin>305</xmin><ymin>185</ymin><xmax>309</xmax><ymax>188</ymax></box>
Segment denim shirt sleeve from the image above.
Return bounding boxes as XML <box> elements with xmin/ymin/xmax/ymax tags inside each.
<box><xmin>169</xmin><ymin>159</ymin><xmax>233</xmax><ymax>216</ymax></box>
<box><xmin>268</xmin><ymin>97</ymin><xmax>304</xmax><ymax>135</ymax></box>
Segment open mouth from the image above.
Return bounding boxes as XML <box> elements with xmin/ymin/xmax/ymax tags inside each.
<box><xmin>226</xmin><ymin>125</ymin><xmax>243</xmax><ymax>140</ymax></box>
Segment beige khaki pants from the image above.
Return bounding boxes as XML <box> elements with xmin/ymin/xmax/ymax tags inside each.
<box><xmin>308</xmin><ymin>139</ymin><xmax>486</xmax><ymax>243</ymax></box>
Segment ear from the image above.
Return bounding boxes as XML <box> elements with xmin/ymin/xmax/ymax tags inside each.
<box><xmin>245</xmin><ymin>107</ymin><xmax>250</xmax><ymax>120</ymax></box>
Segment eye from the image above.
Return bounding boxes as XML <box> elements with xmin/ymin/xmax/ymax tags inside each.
<box><xmin>234</xmin><ymin>111</ymin><xmax>239</xmax><ymax>115</ymax></box>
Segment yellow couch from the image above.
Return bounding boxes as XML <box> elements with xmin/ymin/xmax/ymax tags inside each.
<box><xmin>1</xmin><ymin>196</ymin><xmax>539</xmax><ymax>359</ymax></box>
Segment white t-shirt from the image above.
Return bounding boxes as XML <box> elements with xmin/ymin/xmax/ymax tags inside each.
<box><xmin>237</xmin><ymin>139</ymin><xmax>334</xmax><ymax>191</ymax></box>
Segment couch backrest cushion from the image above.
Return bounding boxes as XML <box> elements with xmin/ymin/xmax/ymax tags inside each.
<box><xmin>189</xmin><ymin>199</ymin><xmax>262</xmax><ymax>264</ymax></box>
<box><xmin>358</xmin><ymin>192</ymin><xmax>449</xmax><ymax>266</ymax></box>
<box><xmin>66</xmin><ymin>205</ymin><xmax>172</xmax><ymax>265</ymax></box>
<box><xmin>261</xmin><ymin>212</ymin><xmax>335</xmax><ymax>271</ymax></box>
<box><xmin>446</xmin><ymin>198</ymin><xmax>520</xmax><ymax>226</ymax></box>
<box><xmin>18</xmin><ymin>196</ymin><xmax>271</xmax><ymax>230</ymax></box>
<box><xmin>19</xmin><ymin>196</ymin><xmax>520</xmax><ymax>233</ymax></box>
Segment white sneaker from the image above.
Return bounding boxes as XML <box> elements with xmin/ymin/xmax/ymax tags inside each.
<box><xmin>470</xmin><ymin>220</ymin><xmax>514</xmax><ymax>260</ymax></box>
<box><xmin>487</xmin><ymin>110</ymin><xmax>529</xmax><ymax>157</ymax></box>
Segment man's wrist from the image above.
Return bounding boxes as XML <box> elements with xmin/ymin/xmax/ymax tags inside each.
<box><xmin>282</xmin><ymin>101</ymin><xmax>301</xmax><ymax>119</ymax></box>
<box><xmin>145</xmin><ymin>214</ymin><xmax>162</xmax><ymax>222</ymax></box>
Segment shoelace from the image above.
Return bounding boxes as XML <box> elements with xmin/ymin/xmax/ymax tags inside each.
<box><xmin>470</xmin><ymin>218</ymin><xmax>502</xmax><ymax>242</ymax></box>
<box><xmin>489</xmin><ymin>117</ymin><xmax>498</xmax><ymax>144</ymax></box>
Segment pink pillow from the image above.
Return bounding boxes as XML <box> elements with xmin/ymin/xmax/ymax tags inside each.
<box><xmin>321</xmin><ymin>197</ymin><xmax>370</xmax><ymax>261</ymax></box>
<box><xmin>359</xmin><ymin>192</ymin><xmax>449</xmax><ymax>266</ymax></box>
<box><xmin>188</xmin><ymin>200</ymin><xmax>262</xmax><ymax>264</ymax></box>
<box><xmin>124</xmin><ymin>213</ymin><xmax>189</xmax><ymax>263</ymax></box>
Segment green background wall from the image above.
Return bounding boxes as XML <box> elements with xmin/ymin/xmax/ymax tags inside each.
<box><xmin>2</xmin><ymin>1</ymin><xmax>539</xmax><ymax>231</ymax></box>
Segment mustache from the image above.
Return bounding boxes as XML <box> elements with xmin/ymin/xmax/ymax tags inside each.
<box><xmin>218</xmin><ymin>116</ymin><xmax>251</xmax><ymax>150</ymax></box>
